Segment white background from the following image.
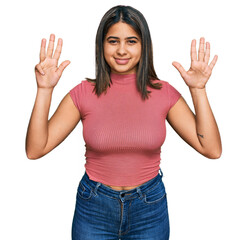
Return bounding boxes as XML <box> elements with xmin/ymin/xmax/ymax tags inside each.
<box><xmin>1</xmin><ymin>0</ymin><xmax>246</xmax><ymax>239</ymax></box>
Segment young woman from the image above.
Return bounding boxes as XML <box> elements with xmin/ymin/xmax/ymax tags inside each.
<box><xmin>26</xmin><ymin>5</ymin><xmax>222</xmax><ymax>240</ymax></box>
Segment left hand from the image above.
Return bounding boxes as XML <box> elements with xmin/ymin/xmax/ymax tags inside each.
<box><xmin>172</xmin><ymin>37</ymin><xmax>218</xmax><ymax>89</ymax></box>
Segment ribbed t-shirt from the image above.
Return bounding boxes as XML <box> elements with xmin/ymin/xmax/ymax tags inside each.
<box><xmin>69</xmin><ymin>72</ymin><xmax>181</xmax><ymax>186</ymax></box>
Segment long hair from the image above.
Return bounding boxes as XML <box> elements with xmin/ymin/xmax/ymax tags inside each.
<box><xmin>86</xmin><ymin>5</ymin><xmax>162</xmax><ymax>101</ymax></box>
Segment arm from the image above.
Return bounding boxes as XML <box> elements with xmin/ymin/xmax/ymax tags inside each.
<box><xmin>25</xmin><ymin>33</ymin><xmax>80</xmax><ymax>159</ymax></box>
<box><xmin>25</xmin><ymin>91</ymin><xmax>80</xmax><ymax>159</ymax></box>
<box><xmin>167</xmin><ymin>94</ymin><xmax>221</xmax><ymax>159</ymax></box>
<box><xmin>167</xmin><ymin>37</ymin><xmax>222</xmax><ymax>159</ymax></box>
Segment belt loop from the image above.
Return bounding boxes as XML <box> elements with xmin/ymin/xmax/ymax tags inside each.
<box><xmin>93</xmin><ymin>182</ymin><xmax>101</xmax><ymax>196</ymax></box>
<box><xmin>159</xmin><ymin>168</ymin><xmax>163</xmax><ymax>178</ymax></box>
<box><xmin>136</xmin><ymin>187</ymin><xmax>144</xmax><ymax>200</ymax></box>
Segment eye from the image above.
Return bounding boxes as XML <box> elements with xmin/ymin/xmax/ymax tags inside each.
<box><xmin>108</xmin><ymin>40</ymin><xmax>118</xmax><ymax>44</ymax></box>
<box><xmin>128</xmin><ymin>40</ymin><xmax>137</xmax><ymax>44</ymax></box>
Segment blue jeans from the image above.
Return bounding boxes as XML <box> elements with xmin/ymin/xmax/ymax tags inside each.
<box><xmin>71</xmin><ymin>168</ymin><xmax>170</xmax><ymax>240</ymax></box>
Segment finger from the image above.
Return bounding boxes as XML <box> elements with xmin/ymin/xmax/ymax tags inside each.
<box><xmin>35</xmin><ymin>63</ymin><xmax>45</xmax><ymax>75</ymax></box>
<box><xmin>40</xmin><ymin>38</ymin><xmax>46</xmax><ymax>62</ymax></box>
<box><xmin>204</xmin><ymin>42</ymin><xmax>210</xmax><ymax>64</ymax></box>
<box><xmin>172</xmin><ymin>61</ymin><xmax>187</xmax><ymax>78</ymax></box>
<box><xmin>55</xmin><ymin>60</ymin><xmax>71</xmax><ymax>77</ymax></box>
<box><xmin>53</xmin><ymin>38</ymin><xmax>63</xmax><ymax>61</ymax></box>
<box><xmin>198</xmin><ymin>37</ymin><xmax>205</xmax><ymax>61</ymax></box>
<box><xmin>190</xmin><ymin>39</ymin><xmax>197</xmax><ymax>61</ymax></box>
<box><xmin>209</xmin><ymin>55</ymin><xmax>218</xmax><ymax>70</ymax></box>
<box><xmin>47</xmin><ymin>33</ymin><xmax>55</xmax><ymax>58</ymax></box>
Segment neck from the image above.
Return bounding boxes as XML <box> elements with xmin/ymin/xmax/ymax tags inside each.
<box><xmin>110</xmin><ymin>72</ymin><xmax>137</xmax><ymax>85</ymax></box>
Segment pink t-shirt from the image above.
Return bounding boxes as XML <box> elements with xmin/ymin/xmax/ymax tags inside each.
<box><xmin>69</xmin><ymin>72</ymin><xmax>181</xmax><ymax>186</ymax></box>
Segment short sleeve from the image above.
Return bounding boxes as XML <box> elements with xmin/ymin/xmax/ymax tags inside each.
<box><xmin>167</xmin><ymin>82</ymin><xmax>181</xmax><ymax>110</ymax></box>
<box><xmin>69</xmin><ymin>81</ymin><xmax>85</xmax><ymax>119</ymax></box>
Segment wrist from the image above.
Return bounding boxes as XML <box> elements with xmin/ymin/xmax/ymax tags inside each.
<box><xmin>189</xmin><ymin>86</ymin><xmax>206</xmax><ymax>94</ymax></box>
<box><xmin>37</xmin><ymin>87</ymin><xmax>54</xmax><ymax>95</ymax></box>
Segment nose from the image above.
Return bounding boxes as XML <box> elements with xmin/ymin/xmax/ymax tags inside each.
<box><xmin>116</xmin><ymin>43</ymin><xmax>127</xmax><ymax>56</ymax></box>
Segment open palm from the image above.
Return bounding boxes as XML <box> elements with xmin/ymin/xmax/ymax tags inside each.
<box><xmin>34</xmin><ymin>34</ymin><xmax>70</xmax><ymax>89</ymax></box>
<box><xmin>172</xmin><ymin>37</ymin><xmax>218</xmax><ymax>89</ymax></box>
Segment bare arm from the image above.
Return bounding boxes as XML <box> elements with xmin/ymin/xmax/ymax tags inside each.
<box><xmin>25</xmin><ymin>33</ymin><xmax>79</xmax><ymax>159</ymax></box>
<box><xmin>169</xmin><ymin>37</ymin><xmax>222</xmax><ymax>159</ymax></box>
<box><xmin>167</xmin><ymin>94</ymin><xmax>222</xmax><ymax>159</ymax></box>
<box><xmin>25</xmin><ymin>91</ymin><xmax>80</xmax><ymax>159</ymax></box>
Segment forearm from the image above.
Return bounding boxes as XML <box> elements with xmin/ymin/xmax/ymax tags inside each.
<box><xmin>25</xmin><ymin>88</ymin><xmax>54</xmax><ymax>159</ymax></box>
<box><xmin>189</xmin><ymin>87</ymin><xmax>222</xmax><ymax>158</ymax></box>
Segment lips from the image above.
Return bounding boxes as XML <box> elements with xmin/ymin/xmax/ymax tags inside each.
<box><xmin>115</xmin><ymin>58</ymin><xmax>130</xmax><ymax>65</ymax></box>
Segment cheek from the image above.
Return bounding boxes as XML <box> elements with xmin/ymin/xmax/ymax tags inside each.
<box><xmin>132</xmin><ymin>45</ymin><xmax>142</xmax><ymax>59</ymax></box>
<box><xmin>104</xmin><ymin>48</ymin><xmax>115</xmax><ymax>61</ymax></box>
<box><xmin>103</xmin><ymin>43</ymin><xmax>111</xmax><ymax>57</ymax></box>
<box><xmin>103</xmin><ymin>51</ymin><xmax>111</xmax><ymax>65</ymax></box>
<box><xmin>133</xmin><ymin>48</ymin><xmax>142</xmax><ymax>61</ymax></box>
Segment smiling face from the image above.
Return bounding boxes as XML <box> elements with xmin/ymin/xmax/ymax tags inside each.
<box><xmin>103</xmin><ymin>22</ymin><xmax>142</xmax><ymax>75</ymax></box>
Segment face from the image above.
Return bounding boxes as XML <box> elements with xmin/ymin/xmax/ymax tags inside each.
<box><xmin>103</xmin><ymin>22</ymin><xmax>142</xmax><ymax>75</ymax></box>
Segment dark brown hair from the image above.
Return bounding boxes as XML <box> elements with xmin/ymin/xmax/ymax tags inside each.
<box><xmin>86</xmin><ymin>5</ymin><xmax>162</xmax><ymax>101</ymax></box>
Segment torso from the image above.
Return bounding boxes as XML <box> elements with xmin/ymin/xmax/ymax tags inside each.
<box><xmin>102</xmin><ymin>173</ymin><xmax>159</xmax><ymax>191</ymax></box>
<box><xmin>103</xmin><ymin>182</ymin><xmax>144</xmax><ymax>191</ymax></box>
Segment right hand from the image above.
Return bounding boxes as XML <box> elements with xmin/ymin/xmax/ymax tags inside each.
<box><xmin>34</xmin><ymin>33</ymin><xmax>70</xmax><ymax>89</ymax></box>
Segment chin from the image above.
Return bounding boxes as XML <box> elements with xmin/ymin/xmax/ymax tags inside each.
<box><xmin>111</xmin><ymin>66</ymin><xmax>136</xmax><ymax>75</ymax></box>
<box><xmin>113</xmin><ymin>70</ymin><xmax>135</xmax><ymax>74</ymax></box>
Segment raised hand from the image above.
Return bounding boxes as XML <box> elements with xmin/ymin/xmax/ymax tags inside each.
<box><xmin>172</xmin><ymin>37</ymin><xmax>218</xmax><ymax>89</ymax></box>
<box><xmin>34</xmin><ymin>34</ymin><xmax>70</xmax><ymax>89</ymax></box>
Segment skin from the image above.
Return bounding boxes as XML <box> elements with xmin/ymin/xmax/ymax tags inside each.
<box><xmin>26</xmin><ymin>23</ymin><xmax>222</xmax><ymax>192</ymax></box>
<box><xmin>103</xmin><ymin>22</ymin><xmax>142</xmax><ymax>75</ymax></box>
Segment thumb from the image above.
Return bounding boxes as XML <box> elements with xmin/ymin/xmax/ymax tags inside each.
<box><xmin>56</xmin><ymin>60</ymin><xmax>71</xmax><ymax>77</ymax></box>
<box><xmin>172</xmin><ymin>61</ymin><xmax>186</xmax><ymax>78</ymax></box>
<box><xmin>35</xmin><ymin>63</ymin><xmax>45</xmax><ymax>75</ymax></box>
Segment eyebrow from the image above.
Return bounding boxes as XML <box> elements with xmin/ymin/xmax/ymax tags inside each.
<box><xmin>106</xmin><ymin>36</ymin><xmax>139</xmax><ymax>41</ymax></box>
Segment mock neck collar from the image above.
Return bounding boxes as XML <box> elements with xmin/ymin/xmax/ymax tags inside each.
<box><xmin>110</xmin><ymin>72</ymin><xmax>137</xmax><ymax>85</ymax></box>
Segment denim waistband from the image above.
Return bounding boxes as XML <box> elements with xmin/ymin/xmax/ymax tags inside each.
<box><xmin>81</xmin><ymin>168</ymin><xmax>164</xmax><ymax>202</ymax></box>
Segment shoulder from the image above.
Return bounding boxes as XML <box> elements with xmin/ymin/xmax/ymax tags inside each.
<box><xmin>155</xmin><ymin>79</ymin><xmax>180</xmax><ymax>91</ymax></box>
<box><xmin>70</xmin><ymin>79</ymin><xmax>94</xmax><ymax>93</ymax></box>
<box><xmin>69</xmin><ymin>80</ymin><xmax>94</xmax><ymax>117</ymax></box>
<box><xmin>71</xmin><ymin>79</ymin><xmax>93</xmax><ymax>88</ymax></box>
<box><xmin>150</xmin><ymin>78</ymin><xmax>181</xmax><ymax>104</ymax></box>
<box><xmin>149</xmin><ymin>78</ymin><xmax>177</xmax><ymax>92</ymax></box>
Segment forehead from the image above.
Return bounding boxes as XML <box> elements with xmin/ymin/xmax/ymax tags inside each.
<box><xmin>106</xmin><ymin>22</ymin><xmax>139</xmax><ymax>38</ymax></box>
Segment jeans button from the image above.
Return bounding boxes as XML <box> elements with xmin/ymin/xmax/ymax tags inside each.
<box><xmin>121</xmin><ymin>193</ymin><xmax>125</xmax><ymax>197</ymax></box>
